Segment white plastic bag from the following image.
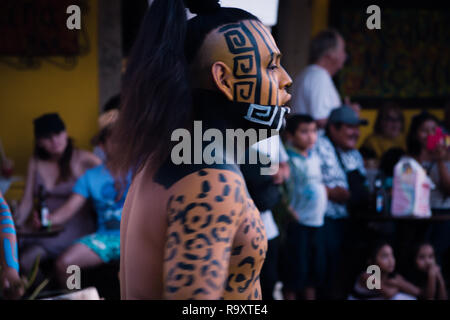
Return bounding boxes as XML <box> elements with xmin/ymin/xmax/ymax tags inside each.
<box><xmin>391</xmin><ymin>157</ymin><xmax>434</xmax><ymax>217</ymax></box>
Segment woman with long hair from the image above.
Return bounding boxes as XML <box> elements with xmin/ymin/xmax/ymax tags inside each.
<box><xmin>115</xmin><ymin>0</ymin><xmax>292</xmax><ymax>299</ymax></box>
<box><xmin>16</xmin><ymin>113</ymin><xmax>101</xmax><ymax>276</ymax></box>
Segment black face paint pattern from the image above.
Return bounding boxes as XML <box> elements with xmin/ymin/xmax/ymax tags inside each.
<box><xmin>247</xmin><ymin>20</ymin><xmax>278</xmax><ymax>107</ymax></box>
<box><xmin>219</xmin><ymin>22</ymin><xmax>263</xmax><ymax>105</ymax></box>
<box><xmin>218</xmin><ymin>22</ymin><xmax>288</xmax><ymax>131</ymax></box>
<box><xmin>244</xmin><ymin>104</ymin><xmax>290</xmax><ymax>131</ymax></box>
<box><xmin>163</xmin><ymin>169</ymin><xmax>267</xmax><ymax>299</ymax></box>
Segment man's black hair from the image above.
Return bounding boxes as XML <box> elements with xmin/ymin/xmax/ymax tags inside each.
<box><xmin>285</xmin><ymin>114</ymin><xmax>315</xmax><ymax>135</ymax></box>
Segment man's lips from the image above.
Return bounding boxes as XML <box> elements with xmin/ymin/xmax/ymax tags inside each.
<box><xmin>282</xmin><ymin>106</ymin><xmax>291</xmax><ymax>114</ymax></box>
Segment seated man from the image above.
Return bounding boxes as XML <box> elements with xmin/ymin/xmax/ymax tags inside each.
<box><xmin>313</xmin><ymin>105</ymin><xmax>368</xmax><ymax>299</ymax></box>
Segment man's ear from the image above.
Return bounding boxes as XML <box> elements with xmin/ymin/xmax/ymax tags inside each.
<box><xmin>328</xmin><ymin>124</ymin><xmax>337</xmax><ymax>136</ymax></box>
<box><xmin>211</xmin><ymin>61</ymin><xmax>234</xmax><ymax>101</ymax></box>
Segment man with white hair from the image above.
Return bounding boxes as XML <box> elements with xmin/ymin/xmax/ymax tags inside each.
<box><xmin>293</xmin><ymin>29</ymin><xmax>359</xmax><ymax>130</ymax></box>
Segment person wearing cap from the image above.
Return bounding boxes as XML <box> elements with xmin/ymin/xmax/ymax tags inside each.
<box><xmin>15</xmin><ymin>113</ymin><xmax>101</xmax><ymax>277</ymax></box>
<box><xmin>313</xmin><ymin>105</ymin><xmax>368</xmax><ymax>299</ymax></box>
<box><xmin>292</xmin><ymin>29</ymin><xmax>360</xmax><ymax>129</ymax></box>
<box><xmin>30</xmin><ymin>113</ymin><xmax>132</xmax><ymax>289</ymax></box>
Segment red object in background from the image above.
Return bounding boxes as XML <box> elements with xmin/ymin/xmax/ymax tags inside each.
<box><xmin>1</xmin><ymin>167</ymin><xmax>14</xmax><ymax>178</ymax></box>
<box><xmin>426</xmin><ymin>127</ymin><xmax>450</xmax><ymax>151</ymax></box>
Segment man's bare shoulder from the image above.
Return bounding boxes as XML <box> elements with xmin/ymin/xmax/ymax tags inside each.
<box><xmin>168</xmin><ymin>168</ymin><xmax>248</xmax><ymax>207</ymax></box>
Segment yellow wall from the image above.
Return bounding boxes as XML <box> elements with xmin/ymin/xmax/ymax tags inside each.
<box><xmin>311</xmin><ymin>0</ymin><xmax>329</xmax><ymax>37</ymax></box>
<box><xmin>310</xmin><ymin>0</ymin><xmax>444</xmax><ymax>145</ymax></box>
<box><xmin>0</xmin><ymin>1</ymin><xmax>99</xmax><ymax>178</ymax></box>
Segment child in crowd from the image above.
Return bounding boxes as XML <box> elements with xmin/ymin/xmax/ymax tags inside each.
<box><xmin>349</xmin><ymin>241</ymin><xmax>420</xmax><ymax>300</ymax></box>
<box><xmin>405</xmin><ymin>242</ymin><xmax>448</xmax><ymax>300</ymax></box>
<box><xmin>281</xmin><ymin>115</ymin><xmax>328</xmax><ymax>300</ymax></box>
<box><xmin>359</xmin><ymin>146</ymin><xmax>379</xmax><ymax>195</ymax></box>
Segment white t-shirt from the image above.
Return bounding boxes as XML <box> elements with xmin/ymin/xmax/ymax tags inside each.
<box><xmin>260</xmin><ymin>209</ymin><xmax>279</xmax><ymax>240</ymax></box>
<box><xmin>292</xmin><ymin>64</ymin><xmax>342</xmax><ymax>119</ymax></box>
<box><xmin>288</xmin><ymin>148</ymin><xmax>327</xmax><ymax>227</ymax></box>
<box><xmin>250</xmin><ymin>136</ymin><xmax>288</xmax><ymax>164</ymax></box>
<box><xmin>249</xmin><ymin>136</ymin><xmax>287</xmax><ymax>240</ymax></box>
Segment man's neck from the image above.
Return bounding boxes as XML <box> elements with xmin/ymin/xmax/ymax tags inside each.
<box><xmin>315</xmin><ymin>60</ymin><xmax>336</xmax><ymax>77</ymax></box>
<box><xmin>297</xmin><ymin>148</ymin><xmax>310</xmax><ymax>158</ymax></box>
<box><xmin>327</xmin><ymin>136</ymin><xmax>350</xmax><ymax>153</ymax></box>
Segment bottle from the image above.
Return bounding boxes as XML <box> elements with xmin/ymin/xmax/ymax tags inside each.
<box><xmin>37</xmin><ymin>186</ymin><xmax>50</xmax><ymax>228</ymax></box>
<box><xmin>383</xmin><ymin>177</ymin><xmax>393</xmax><ymax>216</ymax></box>
<box><xmin>374</xmin><ymin>178</ymin><xmax>385</xmax><ymax>214</ymax></box>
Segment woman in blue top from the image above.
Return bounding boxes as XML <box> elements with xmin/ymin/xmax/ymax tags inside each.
<box><xmin>33</xmin><ymin>112</ymin><xmax>131</xmax><ymax>288</ymax></box>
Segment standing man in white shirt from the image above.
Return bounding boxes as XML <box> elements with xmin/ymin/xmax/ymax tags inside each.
<box><xmin>292</xmin><ymin>29</ymin><xmax>360</xmax><ymax>129</ymax></box>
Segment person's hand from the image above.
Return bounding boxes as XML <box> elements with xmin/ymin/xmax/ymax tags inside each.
<box><xmin>0</xmin><ymin>267</ymin><xmax>25</xmax><ymax>300</ymax></box>
<box><xmin>288</xmin><ymin>206</ymin><xmax>299</xmax><ymax>222</ymax></box>
<box><xmin>428</xmin><ymin>263</ymin><xmax>441</xmax><ymax>277</ymax></box>
<box><xmin>430</xmin><ymin>142</ymin><xmax>448</xmax><ymax>162</ymax></box>
<box><xmin>272</xmin><ymin>162</ymin><xmax>290</xmax><ymax>185</ymax></box>
<box><xmin>381</xmin><ymin>282</ymin><xmax>400</xmax><ymax>299</ymax></box>
<box><xmin>326</xmin><ymin>186</ymin><xmax>351</xmax><ymax>203</ymax></box>
<box><xmin>31</xmin><ymin>210</ymin><xmax>42</xmax><ymax>230</ymax></box>
<box><xmin>344</xmin><ymin>96</ymin><xmax>361</xmax><ymax>116</ymax></box>
<box><xmin>385</xmin><ymin>275</ymin><xmax>402</xmax><ymax>288</ymax></box>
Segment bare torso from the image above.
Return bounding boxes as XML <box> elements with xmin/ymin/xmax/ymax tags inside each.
<box><xmin>120</xmin><ymin>162</ymin><xmax>267</xmax><ymax>300</ymax></box>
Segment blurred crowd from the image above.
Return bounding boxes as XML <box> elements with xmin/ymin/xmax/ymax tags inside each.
<box><xmin>1</xmin><ymin>28</ymin><xmax>449</xmax><ymax>301</ymax></box>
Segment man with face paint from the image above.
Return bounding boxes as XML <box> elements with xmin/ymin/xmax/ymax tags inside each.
<box><xmin>114</xmin><ymin>0</ymin><xmax>292</xmax><ymax>299</ymax></box>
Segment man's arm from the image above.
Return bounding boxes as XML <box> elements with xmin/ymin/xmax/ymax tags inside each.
<box><xmin>162</xmin><ymin>174</ymin><xmax>242</xmax><ymax>299</ymax></box>
<box><xmin>326</xmin><ymin>186</ymin><xmax>350</xmax><ymax>204</ymax></box>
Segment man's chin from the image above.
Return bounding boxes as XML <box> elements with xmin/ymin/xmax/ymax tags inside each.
<box><xmin>344</xmin><ymin>142</ymin><xmax>358</xmax><ymax>150</ymax></box>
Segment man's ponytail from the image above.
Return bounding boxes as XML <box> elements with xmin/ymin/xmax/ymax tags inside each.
<box><xmin>112</xmin><ymin>0</ymin><xmax>191</xmax><ymax>176</ymax></box>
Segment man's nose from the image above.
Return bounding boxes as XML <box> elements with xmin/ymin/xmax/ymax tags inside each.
<box><xmin>279</xmin><ymin>66</ymin><xmax>292</xmax><ymax>90</ymax></box>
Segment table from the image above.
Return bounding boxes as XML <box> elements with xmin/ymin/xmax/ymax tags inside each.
<box><xmin>354</xmin><ymin>214</ymin><xmax>450</xmax><ymax>222</ymax></box>
<box><xmin>16</xmin><ymin>225</ymin><xmax>64</xmax><ymax>238</ymax></box>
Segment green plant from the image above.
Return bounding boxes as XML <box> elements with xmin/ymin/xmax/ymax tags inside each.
<box><xmin>21</xmin><ymin>254</ymin><xmax>49</xmax><ymax>300</ymax></box>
